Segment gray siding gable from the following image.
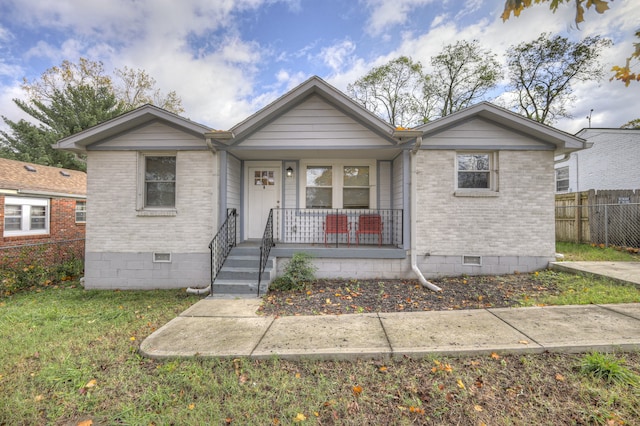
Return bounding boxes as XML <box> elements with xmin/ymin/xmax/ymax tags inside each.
<box><xmin>87</xmin><ymin>120</ymin><xmax>209</xmax><ymax>151</ymax></box>
<box><xmin>419</xmin><ymin>117</ymin><xmax>557</xmax><ymax>151</ymax></box>
<box><xmin>236</xmin><ymin>95</ymin><xmax>396</xmax><ymax>149</ymax></box>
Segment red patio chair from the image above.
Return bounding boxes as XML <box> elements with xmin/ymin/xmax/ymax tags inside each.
<box><xmin>323</xmin><ymin>214</ymin><xmax>351</xmax><ymax>247</ymax></box>
<box><xmin>355</xmin><ymin>214</ymin><xmax>383</xmax><ymax>247</ymax></box>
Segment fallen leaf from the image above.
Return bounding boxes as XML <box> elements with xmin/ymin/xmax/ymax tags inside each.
<box><xmin>293</xmin><ymin>413</ymin><xmax>307</xmax><ymax>422</ymax></box>
<box><xmin>474</xmin><ymin>404</ymin><xmax>483</xmax><ymax>412</ymax></box>
<box><xmin>129</xmin><ymin>336</ymin><xmax>136</xmax><ymax>341</ymax></box>
<box><xmin>295</xmin><ymin>372</ymin><xmax>301</xmax><ymax>379</ymax></box>
<box><xmin>409</xmin><ymin>406</ymin><xmax>425</xmax><ymax>414</ymax></box>
<box><xmin>555</xmin><ymin>373</ymin><xmax>565</xmax><ymax>382</ymax></box>
<box><xmin>444</xmin><ymin>363</ymin><xmax>453</xmax><ymax>373</ymax></box>
<box><xmin>352</xmin><ymin>385</ymin><xmax>363</xmax><ymax>397</ymax></box>
<box><xmin>518</xmin><ymin>340</ymin><xmax>529</xmax><ymax>345</ymax></box>
<box><xmin>77</xmin><ymin>420</ymin><xmax>93</xmax><ymax>426</ymax></box>
<box><xmin>34</xmin><ymin>394</ymin><xmax>44</xmax><ymax>402</ymax></box>
<box><xmin>378</xmin><ymin>366</ymin><xmax>388</xmax><ymax>372</ymax></box>
<box><xmin>188</xmin><ymin>403</ymin><xmax>195</xmax><ymax>410</ymax></box>
<box><xmin>85</xmin><ymin>379</ymin><xmax>97</xmax><ymax>388</ymax></box>
<box><xmin>490</xmin><ymin>352</ymin><xmax>500</xmax><ymax>360</ymax></box>
<box><xmin>457</xmin><ymin>379</ymin><xmax>465</xmax><ymax>389</ymax></box>
<box><xmin>475</xmin><ymin>376</ymin><xmax>484</xmax><ymax>388</ymax></box>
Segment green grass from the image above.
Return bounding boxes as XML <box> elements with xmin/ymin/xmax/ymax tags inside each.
<box><xmin>1</xmin><ymin>281</ymin><xmax>639</xmax><ymax>424</ymax></box>
<box><xmin>556</xmin><ymin>242</ymin><xmax>640</xmax><ymax>262</ymax></box>
<box><xmin>524</xmin><ymin>270</ymin><xmax>640</xmax><ymax>306</ymax></box>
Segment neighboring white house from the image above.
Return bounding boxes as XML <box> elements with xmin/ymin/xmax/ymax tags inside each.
<box><xmin>54</xmin><ymin>77</ymin><xmax>587</xmax><ymax>291</ymax></box>
<box><xmin>555</xmin><ymin>128</ymin><xmax>640</xmax><ymax>193</ymax></box>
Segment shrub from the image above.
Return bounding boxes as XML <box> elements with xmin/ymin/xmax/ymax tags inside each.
<box><xmin>270</xmin><ymin>252</ymin><xmax>317</xmax><ymax>291</ymax></box>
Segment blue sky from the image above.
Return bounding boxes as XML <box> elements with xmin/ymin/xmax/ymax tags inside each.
<box><xmin>0</xmin><ymin>0</ymin><xmax>638</xmax><ymax>133</ymax></box>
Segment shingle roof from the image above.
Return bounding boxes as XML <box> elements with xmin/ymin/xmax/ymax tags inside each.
<box><xmin>0</xmin><ymin>157</ymin><xmax>86</xmax><ymax>197</ymax></box>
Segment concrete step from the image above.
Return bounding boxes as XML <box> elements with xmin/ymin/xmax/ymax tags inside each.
<box><xmin>224</xmin><ymin>256</ymin><xmax>273</xmax><ymax>269</ymax></box>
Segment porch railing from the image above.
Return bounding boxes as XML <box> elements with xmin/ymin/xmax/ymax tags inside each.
<box><xmin>209</xmin><ymin>208</ymin><xmax>237</xmax><ymax>294</ymax></box>
<box><xmin>257</xmin><ymin>209</ymin><xmax>275</xmax><ymax>297</ymax></box>
<box><xmin>270</xmin><ymin>208</ymin><xmax>403</xmax><ymax>247</ymax></box>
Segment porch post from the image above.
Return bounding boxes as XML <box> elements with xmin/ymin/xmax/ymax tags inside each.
<box><xmin>218</xmin><ymin>150</ymin><xmax>228</xmax><ymax>228</ymax></box>
<box><xmin>402</xmin><ymin>150</ymin><xmax>411</xmax><ymax>250</ymax></box>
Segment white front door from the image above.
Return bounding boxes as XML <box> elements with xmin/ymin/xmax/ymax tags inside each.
<box><xmin>247</xmin><ymin>166</ymin><xmax>280</xmax><ymax>239</ymax></box>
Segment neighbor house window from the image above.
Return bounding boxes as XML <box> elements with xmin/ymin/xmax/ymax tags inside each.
<box><xmin>3</xmin><ymin>196</ymin><xmax>49</xmax><ymax>237</ymax></box>
<box><xmin>75</xmin><ymin>201</ymin><xmax>86</xmax><ymax>223</ymax></box>
<box><xmin>303</xmin><ymin>162</ymin><xmax>374</xmax><ymax>209</ymax></box>
<box><xmin>145</xmin><ymin>156</ymin><xmax>176</xmax><ymax>208</ymax></box>
<box><xmin>556</xmin><ymin>167</ymin><xmax>569</xmax><ymax>192</ymax></box>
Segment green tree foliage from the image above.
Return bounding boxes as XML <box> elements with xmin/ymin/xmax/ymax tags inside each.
<box><xmin>1</xmin><ymin>58</ymin><xmax>183</xmax><ymax>170</ymax></box>
<box><xmin>428</xmin><ymin>40</ymin><xmax>501</xmax><ymax>117</ymax></box>
<box><xmin>506</xmin><ymin>33</ymin><xmax>611</xmax><ymax>124</ymax></box>
<box><xmin>0</xmin><ymin>84</ymin><xmax>126</xmax><ymax>170</ymax></box>
<box><xmin>347</xmin><ymin>56</ymin><xmax>430</xmax><ymax>127</ymax></box>
<box><xmin>620</xmin><ymin>118</ymin><xmax>640</xmax><ymax>129</ymax></box>
<box><xmin>502</xmin><ymin>0</ymin><xmax>639</xmax><ymax>85</ymax></box>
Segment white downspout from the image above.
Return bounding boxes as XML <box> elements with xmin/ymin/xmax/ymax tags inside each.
<box><xmin>410</xmin><ymin>136</ymin><xmax>442</xmax><ymax>292</ymax></box>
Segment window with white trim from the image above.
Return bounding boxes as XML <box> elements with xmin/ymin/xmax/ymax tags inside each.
<box><xmin>456</xmin><ymin>152</ymin><xmax>498</xmax><ymax>192</ymax></box>
<box><xmin>75</xmin><ymin>201</ymin><xmax>86</xmax><ymax>223</ymax></box>
<box><xmin>137</xmin><ymin>154</ymin><xmax>177</xmax><ymax>214</ymax></box>
<box><xmin>3</xmin><ymin>196</ymin><xmax>49</xmax><ymax>237</ymax></box>
<box><xmin>555</xmin><ymin>167</ymin><xmax>569</xmax><ymax>192</ymax></box>
<box><xmin>303</xmin><ymin>161</ymin><xmax>375</xmax><ymax>209</ymax></box>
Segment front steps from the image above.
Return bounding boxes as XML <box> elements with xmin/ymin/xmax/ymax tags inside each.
<box><xmin>210</xmin><ymin>245</ymin><xmax>274</xmax><ymax>297</ymax></box>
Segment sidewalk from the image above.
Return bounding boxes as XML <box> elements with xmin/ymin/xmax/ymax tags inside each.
<box><xmin>140</xmin><ymin>261</ymin><xmax>640</xmax><ymax>360</ymax></box>
<box><xmin>140</xmin><ymin>300</ymin><xmax>640</xmax><ymax>360</ymax></box>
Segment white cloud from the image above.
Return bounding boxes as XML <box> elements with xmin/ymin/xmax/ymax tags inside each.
<box><xmin>361</xmin><ymin>0</ymin><xmax>436</xmax><ymax>36</ymax></box>
<box><xmin>319</xmin><ymin>39</ymin><xmax>356</xmax><ymax>73</ymax></box>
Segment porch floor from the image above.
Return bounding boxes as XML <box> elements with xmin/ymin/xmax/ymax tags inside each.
<box><xmin>239</xmin><ymin>240</ymin><xmax>407</xmax><ymax>259</ymax></box>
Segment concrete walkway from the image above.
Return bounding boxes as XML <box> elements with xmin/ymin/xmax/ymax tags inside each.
<box><xmin>550</xmin><ymin>261</ymin><xmax>640</xmax><ymax>286</ymax></box>
<box><xmin>140</xmin><ymin>261</ymin><xmax>640</xmax><ymax>360</ymax></box>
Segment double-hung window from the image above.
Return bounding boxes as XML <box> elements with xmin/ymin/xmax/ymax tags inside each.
<box><xmin>137</xmin><ymin>154</ymin><xmax>177</xmax><ymax>215</ymax></box>
<box><xmin>555</xmin><ymin>167</ymin><xmax>569</xmax><ymax>192</ymax></box>
<box><xmin>75</xmin><ymin>201</ymin><xmax>86</xmax><ymax>223</ymax></box>
<box><xmin>3</xmin><ymin>196</ymin><xmax>49</xmax><ymax>237</ymax></box>
<box><xmin>303</xmin><ymin>162</ymin><xmax>374</xmax><ymax>209</ymax></box>
<box><xmin>456</xmin><ymin>152</ymin><xmax>498</xmax><ymax>193</ymax></box>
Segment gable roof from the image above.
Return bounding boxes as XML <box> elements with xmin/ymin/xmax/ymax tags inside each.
<box><xmin>0</xmin><ymin>158</ymin><xmax>86</xmax><ymax>198</ymax></box>
<box><xmin>415</xmin><ymin>102</ymin><xmax>588</xmax><ymax>154</ymax></box>
<box><xmin>208</xmin><ymin>76</ymin><xmax>397</xmax><ymax>146</ymax></box>
<box><xmin>54</xmin><ymin>104</ymin><xmax>213</xmax><ymax>154</ymax></box>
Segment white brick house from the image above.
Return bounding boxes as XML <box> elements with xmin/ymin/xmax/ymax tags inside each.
<box><xmin>554</xmin><ymin>128</ymin><xmax>640</xmax><ymax>193</ymax></box>
<box><xmin>55</xmin><ymin>77</ymin><xmax>587</xmax><ymax>292</ymax></box>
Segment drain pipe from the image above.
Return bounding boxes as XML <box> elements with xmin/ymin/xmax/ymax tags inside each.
<box><xmin>186</xmin><ymin>286</ymin><xmax>210</xmax><ymax>295</ymax></box>
<box><xmin>410</xmin><ymin>136</ymin><xmax>442</xmax><ymax>292</ymax></box>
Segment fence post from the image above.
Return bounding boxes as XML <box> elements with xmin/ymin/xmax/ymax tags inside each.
<box><xmin>604</xmin><ymin>205</ymin><xmax>609</xmax><ymax>247</ymax></box>
<box><xmin>575</xmin><ymin>192</ymin><xmax>582</xmax><ymax>243</ymax></box>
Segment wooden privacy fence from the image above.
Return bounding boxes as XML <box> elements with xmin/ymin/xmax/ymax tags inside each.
<box><xmin>555</xmin><ymin>190</ymin><xmax>640</xmax><ymax>248</ymax></box>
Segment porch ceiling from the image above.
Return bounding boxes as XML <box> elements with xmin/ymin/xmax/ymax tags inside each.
<box><xmin>225</xmin><ymin>147</ymin><xmax>406</xmax><ymax>161</ymax></box>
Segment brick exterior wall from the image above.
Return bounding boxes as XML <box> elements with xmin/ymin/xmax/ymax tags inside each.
<box><xmin>0</xmin><ymin>194</ymin><xmax>85</xmax><ymax>268</ymax></box>
<box><xmin>83</xmin><ymin>150</ymin><xmax>218</xmax><ymax>289</ymax></box>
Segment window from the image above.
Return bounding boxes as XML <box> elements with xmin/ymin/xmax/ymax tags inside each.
<box><xmin>75</xmin><ymin>201</ymin><xmax>86</xmax><ymax>223</ymax></box>
<box><xmin>343</xmin><ymin>166</ymin><xmax>370</xmax><ymax>209</ymax></box>
<box><xmin>306</xmin><ymin>166</ymin><xmax>333</xmax><ymax>208</ymax></box>
<box><xmin>303</xmin><ymin>162</ymin><xmax>374</xmax><ymax>209</ymax></box>
<box><xmin>144</xmin><ymin>156</ymin><xmax>176</xmax><ymax>208</ymax></box>
<box><xmin>556</xmin><ymin>167</ymin><xmax>569</xmax><ymax>192</ymax></box>
<box><xmin>3</xmin><ymin>197</ymin><xmax>49</xmax><ymax>237</ymax></box>
<box><xmin>455</xmin><ymin>153</ymin><xmax>498</xmax><ymax>194</ymax></box>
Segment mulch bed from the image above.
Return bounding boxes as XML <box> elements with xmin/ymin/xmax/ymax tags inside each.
<box><xmin>258</xmin><ymin>273</ymin><xmax>561</xmax><ymax>316</ymax></box>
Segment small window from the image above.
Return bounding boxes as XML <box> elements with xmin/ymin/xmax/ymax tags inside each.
<box><xmin>457</xmin><ymin>154</ymin><xmax>490</xmax><ymax>189</ymax></box>
<box><xmin>556</xmin><ymin>167</ymin><xmax>569</xmax><ymax>192</ymax></box>
<box><xmin>145</xmin><ymin>156</ymin><xmax>176</xmax><ymax>208</ymax></box>
<box><xmin>463</xmin><ymin>255</ymin><xmax>482</xmax><ymax>265</ymax></box>
<box><xmin>306</xmin><ymin>166</ymin><xmax>333</xmax><ymax>208</ymax></box>
<box><xmin>75</xmin><ymin>201</ymin><xmax>86</xmax><ymax>223</ymax></box>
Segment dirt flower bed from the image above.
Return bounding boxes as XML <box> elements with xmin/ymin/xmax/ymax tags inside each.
<box><xmin>259</xmin><ymin>273</ymin><xmax>559</xmax><ymax>316</ymax></box>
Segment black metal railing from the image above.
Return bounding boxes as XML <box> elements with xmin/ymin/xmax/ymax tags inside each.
<box><xmin>270</xmin><ymin>208</ymin><xmax>403</xmax><ymax>247</ymax></box>
<box><xmin>257</xmin><ymin>209</ymin><xmax>275</xmax><ymax>297</ymax></box>
<box><xmin>209</xmin><ymin>208</ymin><xmax>237</xmax><ymax>294</ymax></box>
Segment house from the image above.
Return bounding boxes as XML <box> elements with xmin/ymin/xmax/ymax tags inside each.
<box><xmin>555</xmin><ymin>128</ymin><xmax>640</xmax><ymax>193</ymax></box>
<box><xmin>0</xmin><ymin>158</ymin><xmax>86</xmax><ymax>265</ymax></box>
<box><xmin>54</xmin><ymin>76</ymin><xmax>587</xmax><ymax>293</ymax></box>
